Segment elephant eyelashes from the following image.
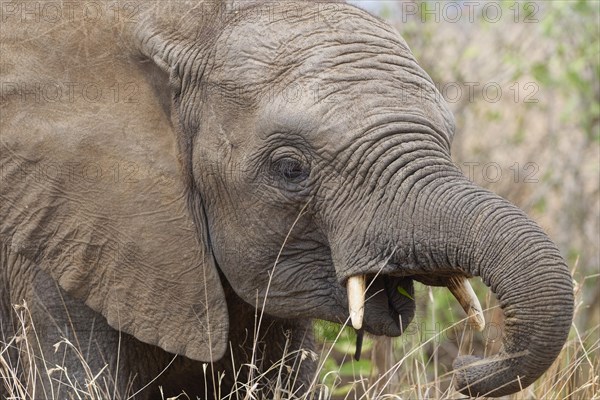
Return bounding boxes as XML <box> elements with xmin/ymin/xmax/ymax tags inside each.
<box><xmin>269</xmin><ymin>146</ymin><xmax>311</xmax><ymax>185</ymax></box>
<box><xmin>272</xmin><ymin>157</ymin><xmax>310</xmax><ymax>182</ymax></box>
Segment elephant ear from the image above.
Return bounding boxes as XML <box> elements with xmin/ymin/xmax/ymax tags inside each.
<box><xmin>0</xmin><ymin>4</ymin><xmax>227</xmax><ymax>361</ymax></box>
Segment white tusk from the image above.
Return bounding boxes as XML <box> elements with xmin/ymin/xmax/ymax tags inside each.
<box><xmin>448</xmin><ymin>276</ymin><xmax>485</xmax><ymax>331</ymax></box>
<box><xmin>347</xmin><ymin>275</ymin><xmax>366</xmax><ymax>330</ymax></box>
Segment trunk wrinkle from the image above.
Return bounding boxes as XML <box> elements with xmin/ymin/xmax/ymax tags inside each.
<box><xmin>408</xmin><ymin>177</ymin><xmax>573</xmax><ymax>397</ymax></box>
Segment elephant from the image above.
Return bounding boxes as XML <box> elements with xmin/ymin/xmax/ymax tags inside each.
<box><xmin>0</xmin><ymin>0</ymin><xmax>574</xmax><ymax>398</ymax></box>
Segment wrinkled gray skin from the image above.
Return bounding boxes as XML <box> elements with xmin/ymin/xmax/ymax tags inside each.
<box><xmin>0</xmin><ymin>0</ymin><xmax>573</xmax><ymax>398</ymax></box>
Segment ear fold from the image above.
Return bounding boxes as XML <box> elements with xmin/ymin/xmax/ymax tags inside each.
<box><xmin>0</xmin><ymin>5</ymin><xmax>228</xmax><ymax>361</ymax></box>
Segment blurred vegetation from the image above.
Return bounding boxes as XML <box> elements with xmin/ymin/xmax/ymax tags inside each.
<box><xmin>317</xmin><ymin>1</ymin><xmax>600</xmax><ymax>398</ymax></box>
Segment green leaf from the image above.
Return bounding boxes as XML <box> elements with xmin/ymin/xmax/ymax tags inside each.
<box><xmin>338</xmin><ymin>359</ymin><xmax>373</xmax><ymax>377</ymax></box>
<box><xmin>533</xmin><ymin>197</ymin><xmax>547</xmax><ymax>213</ymax></box>
<box><xmin>485</xmin><ymin>110</ymin><xmax>502</xmax><ymax>122</ymax></box>
<box><xmin>319</xmin><ymin>358</ymin><xmax>341</xmax><ymax>383</ymax></box>
<box><xmin>531</xmin><ymin>63</ymin><xmax>552</xmax><ymax>85</ymax></box>
<box><xmin>397</xmin><ymin>286</ymin><xmax>414</xmax><ymax>300</ymax></box>
<box><xmin>333</xmin><ymin>334</ymin><xmax>373</xmax><ymax>354</ymax></box>
<box><xmin>332</xmin><ymin>384</ymin><xmax>358</xmax><ymax>397</ymax></box>
<box><xmin>314</xmin><ymin>320</ymin><xmax>344</xmax><ymax>341</ymax></box>
<box><xmin>574</xmin><ymin>0</ymin><xmax>591</xmax><ymax>14</ymax></box>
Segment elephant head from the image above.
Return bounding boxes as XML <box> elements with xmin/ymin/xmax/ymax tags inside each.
<box><xmin>134</xmin><ymin>2</ymin><xmax>573</xmax><ymax>395</ymax></box>
<box><xmin>0</xmin><ymin>0</ymin><xmax>573</xmax><ymax>397</ymax></box>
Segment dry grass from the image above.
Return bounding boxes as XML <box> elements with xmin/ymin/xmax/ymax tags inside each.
<box><xmin>1</xmin><ymin>263</ymin><xmax>598</xmax><ymax>399</ymax></box>
<box><xmin>0</xmin><ymin>302</ymin><xmax>116</xmax><ymax>399</ymax></box>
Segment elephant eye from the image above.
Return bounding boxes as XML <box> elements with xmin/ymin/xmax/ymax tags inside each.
<box><xmin>272</xmin><ymin>157</ymin><xmax>310</xmax><ymax>183</ymax></box>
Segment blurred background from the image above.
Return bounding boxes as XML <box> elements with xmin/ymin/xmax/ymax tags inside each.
<box><xmin>316</xmin><ymin>1</ymin><xmax>600</xmax><ymax>398</ymax></box>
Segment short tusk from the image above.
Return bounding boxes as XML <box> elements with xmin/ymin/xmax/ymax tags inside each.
<box><xmin>448</xmin><ymin>276</ymin><xmax>485</xmax><ymax>331</ymax></box>
<box><xmin>347</xmin><ymin>275</ymin><xmax>366</xmax><ymax>330</ymax></box>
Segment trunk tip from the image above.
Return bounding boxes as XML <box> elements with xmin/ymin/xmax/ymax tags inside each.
<box><xmin>453</xmin><ymin>355</ymin><xmax>527</xmax><ymax>398</ymax></box>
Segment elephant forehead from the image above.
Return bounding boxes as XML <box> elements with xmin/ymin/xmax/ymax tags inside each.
<box><xmin>213</xmin><ymin>4</ymin><xmax>416</xmax><ymax>85</ymax></box>
<box><xmin>209</xmin><ymin>4</ymin><xmax>455</xmax><ymax>145</ymax></box>
<box><xmin>255</xmin><ymin>83</ymin><xmax>453</xmax><ymax>156</ymax></box>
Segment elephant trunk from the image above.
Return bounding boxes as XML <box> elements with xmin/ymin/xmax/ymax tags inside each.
<box><xmin>409</xmin><ymin>176</ymin><xmax>573</xmax><ymax>396</ymax></box>
<box><xmin>331</xmin><ymin>169</ymin><xmax>573</xmax><ymax>397</ymax></box>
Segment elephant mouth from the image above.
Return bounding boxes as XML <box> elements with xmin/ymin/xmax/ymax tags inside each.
<box><xmin>346</xmin><ymin>274</ymin><xmax>484</xmax><ymax>337</ymax></box>
<box><xmin>347</xmin><ymin>275</ymin><xmax>413</xmax><ymax>337</ymax></box>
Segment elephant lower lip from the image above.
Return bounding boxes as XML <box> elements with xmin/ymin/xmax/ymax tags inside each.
<box><xmin>359</xmin><ymin>275</ymin><xmax>414</xmax><ymax>337</ymax></box>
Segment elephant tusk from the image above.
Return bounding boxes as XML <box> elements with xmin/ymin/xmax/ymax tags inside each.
<box><xmin>448</xmin><ymin>276</ymin><xmax>485</xmax><ymax>331</ymax></box>
<box><xmin>347</xmin><ymin>275</ymin><xmax>366</xmax><ymax>330</ymax></box>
